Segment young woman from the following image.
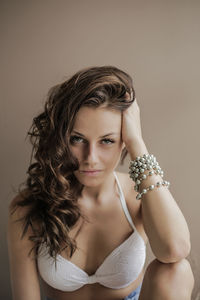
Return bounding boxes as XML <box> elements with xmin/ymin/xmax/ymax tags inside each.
<box><xmin>7</xmin><ymin>66</ymin><xmax>194</xmax><ymax>300</ymax></box>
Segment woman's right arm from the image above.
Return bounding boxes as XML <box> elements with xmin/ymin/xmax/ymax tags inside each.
<box><xmin>7</xmin><ymin>195</ymin><xmax>41</xmax><ymax>300</ymax></box>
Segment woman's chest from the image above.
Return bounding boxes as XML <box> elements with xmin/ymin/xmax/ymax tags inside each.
<box><xmin>60</xmin><ymin>198</ymin><xmax>135</xmax><ymax>275</ymax></box>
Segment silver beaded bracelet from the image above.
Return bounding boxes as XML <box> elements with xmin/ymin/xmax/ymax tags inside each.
<box><xmin>129</xmin><ymin>154</ymin><xmax>170</xmax><ymax>200</ymax></box>
<box><xmin>136</xmin><ymin>180</ymin><xmax>170</xmax><ymax>200</ymax></box>
<box><xmin>133</xmin><ymin>170</ymin><xmax>161</xmax><ymax>192</ymax></box>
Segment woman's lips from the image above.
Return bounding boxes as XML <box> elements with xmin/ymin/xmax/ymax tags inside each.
<box><xmin>79</xmin><ymin>170</ymin><xmax>102</xmax><ymax>176</ymax></box>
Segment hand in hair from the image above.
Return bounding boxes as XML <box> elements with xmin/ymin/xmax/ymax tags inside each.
<box><xmin>122</xmin><ymin>97</ymin><xmax>143</xmax><ymax>142</ymax></box>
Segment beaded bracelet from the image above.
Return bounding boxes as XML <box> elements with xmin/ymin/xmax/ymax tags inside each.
<box><xmin>129</xmin><ymin>154</ymin><xmax>163</xmax><ymax>192</ymax></box>
<box><xmin>136</xmin><ymin>180</ymin><xmax>170</xmax><ymax>200</ymax></box>
<box><xmin>133</xmin><ymin>170</ymin><xmax>162</xmax><ymax>192</ymax></box>
<box><xmin>129</xmin><ymin>154</ymin><xmax>170</xmax><ymax>200</ymax></box>
<box><xmin>129</xmin><ymin>154</ymin><xmax>163</xmax><ymax>180</ymax></box>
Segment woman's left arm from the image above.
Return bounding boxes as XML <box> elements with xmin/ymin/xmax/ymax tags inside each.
<box><xmin>122</xmin><ymin>97</ymin><xmax>191</xmax><ymax>263</ymax></box>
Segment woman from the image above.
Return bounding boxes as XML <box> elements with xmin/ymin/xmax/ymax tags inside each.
<box><xmin>7</xmin><ymin>66</ymin><xmax>194</xmax><ymax>300</ymax></box>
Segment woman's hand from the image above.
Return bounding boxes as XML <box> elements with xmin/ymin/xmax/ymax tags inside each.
<box><xmin>122</xmin><ymin>96</ymin><xmax>149</xmax><ymax>160</ymax></box>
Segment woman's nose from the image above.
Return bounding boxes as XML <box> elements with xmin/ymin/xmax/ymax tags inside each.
<box><xmin>84</xmin><ymin>143</ymin><xmax>98</xmax><ymax>163</ymax></box>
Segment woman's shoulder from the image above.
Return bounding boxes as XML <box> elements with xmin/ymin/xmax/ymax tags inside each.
<box><xmin>8</xmin><ymin>190</ymin><xmax>31</xmax><ymax>222</ymax></box>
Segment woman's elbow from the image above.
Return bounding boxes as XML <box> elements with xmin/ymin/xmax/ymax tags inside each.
<box><xmin>156</xmin><ymin>239</ymin><xmax>191</xmax><ymax>263</ymax></box>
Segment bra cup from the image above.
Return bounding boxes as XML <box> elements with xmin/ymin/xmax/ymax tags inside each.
<box><xmin>38</xmin><ymin>230</ymin><xmax>146</xmax><ymax>291</ymax></box>
<box><xmin>38</xmin><ymin>246</ymin><xmax>88</xmax><ymax>291</ymax></box>
<box><xmin>95</xmin><ymin>231</ymin><xmax>146</xmax><ymax>289</ymax></box>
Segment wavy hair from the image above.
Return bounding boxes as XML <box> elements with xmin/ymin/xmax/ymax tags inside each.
<box><xmin>10</xmin><ymin>65</ymin><xmax>136</xmax><ymax>260</ymax></box>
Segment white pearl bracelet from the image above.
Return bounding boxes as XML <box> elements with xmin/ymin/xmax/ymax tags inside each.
<box><xmin>129</xmin><ymin>154</ymin><xmax>163</xmax><ymax>181</ymax></box>
<box><xmin>134</xmin><ymin>169</ymin><xmax>164</xmax><ymax>192</ymax></box>
<box><xmin>129</xmin><ymin>154</ymin><xmax>170</xmax><ymax>200</ymax></box>
<box><xmin>136</xmin><ymin>180</ymin><xmax>170</xmax><ymax>200</ymax></box>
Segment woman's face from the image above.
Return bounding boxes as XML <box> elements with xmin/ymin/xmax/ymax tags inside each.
<box><xmin>69</xmin><ymin>105</ymin><xmax>124</xmax><ymax>187</ymax></box>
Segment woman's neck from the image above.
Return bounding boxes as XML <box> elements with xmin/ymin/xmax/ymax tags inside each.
<box><xmin>80</xmin><ymin>171</ymin><xmax>116</xmax><ymax>205</ymax></box>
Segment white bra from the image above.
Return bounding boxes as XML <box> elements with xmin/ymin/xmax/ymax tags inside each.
<box><xmin>37</xmin><ymin>172</ymin><xmax>146</xmax><ymax>291</ymax></box>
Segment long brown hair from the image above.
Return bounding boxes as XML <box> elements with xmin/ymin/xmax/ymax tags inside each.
<box><xmin>10</xmin><ymin>65</ymin><xmax>136</xmax><ymax>259</ymax></box>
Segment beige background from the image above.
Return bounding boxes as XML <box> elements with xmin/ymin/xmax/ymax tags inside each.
<box><xmin>1</xmin><ymin>0</ymin><xmax>200</xmax><ymax>299</ymax></box>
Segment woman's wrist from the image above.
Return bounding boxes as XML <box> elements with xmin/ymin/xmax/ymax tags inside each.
<box><xmin>126</xmin><ymin>138</ymin><xmax>149</xmax><ymax>161</ymax></box>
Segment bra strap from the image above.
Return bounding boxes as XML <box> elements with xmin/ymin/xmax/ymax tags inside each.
<box><xmin>114</xmin><ymin>172</ymin><xmax>136</xmax><ymax>231</ymax></box>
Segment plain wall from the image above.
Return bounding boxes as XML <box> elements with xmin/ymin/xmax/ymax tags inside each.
<box><xmin>1</xmin><ymin>0</ymin><xmax>200</xmax><ymax>299</ymax></box>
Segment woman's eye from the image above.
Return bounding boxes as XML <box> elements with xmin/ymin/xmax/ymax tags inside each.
<box><xmin>102</xmin><ymin>139</ymin><xmax>115</xmax><ymax>144</ymax></box>
<box><xmin>70</xmin><ymin>136</ymin><xmax>114</xmax><ymax>145</ymax></box>
<box><xmin>70</xmin><ymin>135</ymin><xmax>84</xmax><ymax>144</ymax></box>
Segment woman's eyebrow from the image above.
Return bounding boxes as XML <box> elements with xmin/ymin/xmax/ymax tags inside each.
<box><xmin>72</xmin><ymin>130</ymin><xmax>118</xmax><ymax>138</ymax></box>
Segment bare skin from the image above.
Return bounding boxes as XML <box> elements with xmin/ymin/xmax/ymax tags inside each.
<box><xmin>7</xmin><ymin>100</ymin><xmax>194</xmax><ymax>299</ymax></box>
<box><xmin>8</xmin><ymin>171</ymin><xmax>148</xmax><ymax>300</ymax></box>
<box><xmin>41</xmin><ymin>171</ymin><xmax>148</xmax><ymax>300</ymax></box>
<box><xmin>139</xmin><ymin>258</ymin><xmax>194</xmax><ymax>300</ymax></box>
<box><xmin>8</xmin><ymin>177</ymin><xmax>194</xmax><ymax>300</ymax></box>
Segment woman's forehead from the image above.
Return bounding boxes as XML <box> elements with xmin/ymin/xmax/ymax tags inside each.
<box><xmin>72</xmin><ymin>106</ymin><xmax>122</xmax><ymax>135</ymax></box>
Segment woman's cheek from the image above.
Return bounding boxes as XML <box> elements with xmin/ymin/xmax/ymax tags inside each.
<box><xmin>69</xmin><ymin>146</ymin><xmax>82</xmax><ymax>162</ymax></box>
<box><xmin>104</xmin><ymin>145</ymin><xmax>122</xmax><ymax>162</ymax></box>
